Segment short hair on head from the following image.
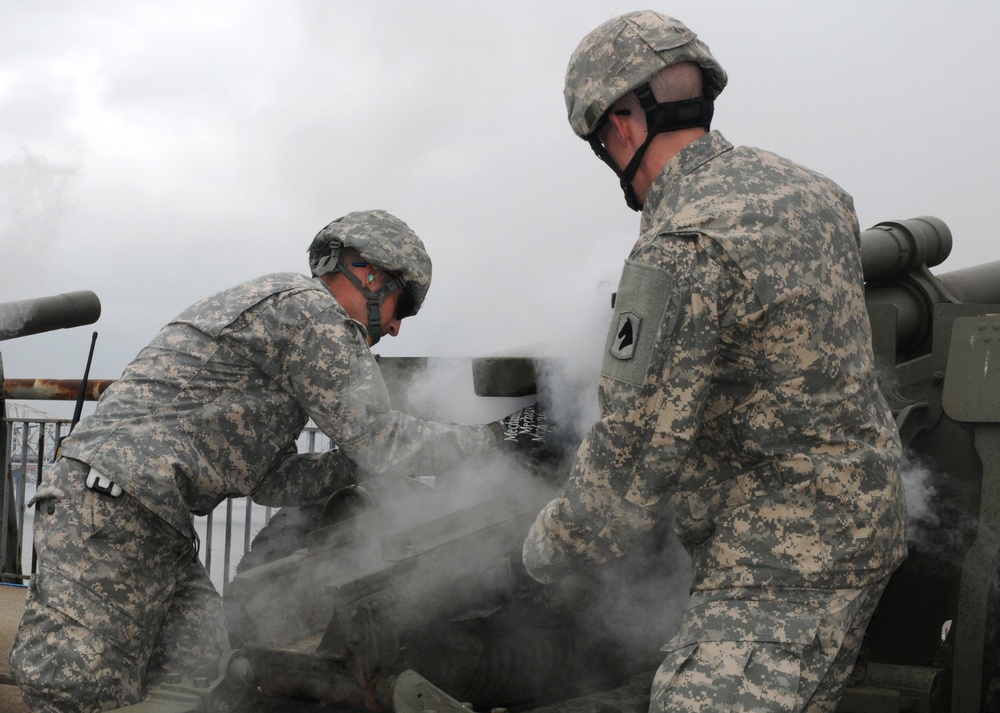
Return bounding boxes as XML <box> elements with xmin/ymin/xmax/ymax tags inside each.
<box><xmin>608</xmin><ymin>61</ymin><xmax>705</xmax><ymax>128</ymax></box>
<box><xmin>651</xmin><ymin>61</ymin><xmax>704</xmax><ymax>103</ymax></box>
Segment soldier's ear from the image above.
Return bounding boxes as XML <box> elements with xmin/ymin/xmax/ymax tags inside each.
<box><xmin>608</xmin><ymin>111</ymin><xmax>634</xmax><ymax>149</ymax></box>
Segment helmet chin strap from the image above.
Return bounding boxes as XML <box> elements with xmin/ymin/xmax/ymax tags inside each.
<box><xmin>587</xmin><ymin>81</ymin><xmax>715</xmax><ymax>212</ymax></box>
<box><xmin>617</xmin><ymin>131</ymin><xmax>657</xmax><ymax>212</ymax></box>
<box><xmin>336</xmin><ymin>265</ymin><xmax>406</xmax><ymax>346</ymax></box>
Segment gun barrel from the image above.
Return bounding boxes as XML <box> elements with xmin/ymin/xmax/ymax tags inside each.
<box><xmin>0</xmin><ymin>291</ymin><xmax>101</xmax><ymax>342</ymax></box>
<box><xmin>936</xmin><ymin>260</ymin><xmax>1000</xmax><ymax>305</ymax></box>
<box><xmin>860</xmin><ymin>216</ymin><xmax>952</xmax><ymax>282</ymax></box>
<box><xmin>863</xmin><ymin>216</ymin><xmax>1000</xmax><ymax>358</ymax></box>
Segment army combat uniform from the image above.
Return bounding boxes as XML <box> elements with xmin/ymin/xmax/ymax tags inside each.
<box><xmin>524</xmin><ymin>132</ymin><xmax>908</xmax><ymax>712</ymax></box>
<box><xmin>11</xmin><ymin>272</ymin><xmax>496</xmax><ymax>713</ymax></box>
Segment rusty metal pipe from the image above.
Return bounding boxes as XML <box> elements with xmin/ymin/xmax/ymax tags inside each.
<box><xmin>2</xmin><ymin>378</ymin><xmax>113</xmax><ymax>401</ymax></box>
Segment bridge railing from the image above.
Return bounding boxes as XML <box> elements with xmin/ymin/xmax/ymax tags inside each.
<box><xmin>1</xmin><ymin>410</ymin><xmax>329</xmax><ymax>593</ymax></box>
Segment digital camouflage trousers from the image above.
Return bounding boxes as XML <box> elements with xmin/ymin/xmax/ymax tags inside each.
<box><xmin>9</xmin><ymin>458</ymin><xmax>228</xmax><ymax>713</ymax></box>
<box><xmin>649</xmin><ymin>580</ymin><xmax>889</xmax><ymax>713</ymax></box>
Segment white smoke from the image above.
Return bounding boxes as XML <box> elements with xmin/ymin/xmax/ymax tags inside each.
<box><xmin>383</xmin><ymin>275</ymin><xmax>692</xmax><ymax>686</ymax></box>
<box><xmin>901</xmin><ymin>450</ymin><xmax>938</xmax><ymax>534</ymax></box>
<box><xmin>535</xmin><ymin>280</ymin><xmax>612</xmax><ymax>442</ymax></box>
<box><xmin>0</xmin><ymin>150</ymin><xmax>77</xmax><ymax>295</ymax></box>
<box><xmin>900</xmin><ymin>449</ymin><xmax>976</xmax><ymax>570</ymax></box>
<box><xmin>0</xmin><ymin>300</ymin><xmax>33</xmax><ymax>342</ymax></box>
<box><xmin>231</xmin><ymin>261</ymin><xmax>695</xmax><ymax>703</ymax></box>
<box><xmin>397</xmin><ymin>356</ymin><xmax>531</xmax><ymax>424</ymax></box>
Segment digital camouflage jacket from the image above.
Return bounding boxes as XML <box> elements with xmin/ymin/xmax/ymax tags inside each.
<box><xmin>524</xmin><ymin>131</ymin><xmax>907</xmax><ymax>592</ymax></box>
<box><xmin>63</xmin><ymin>273</ymin><xmax>496</xmax><ymax>536</ymax></box>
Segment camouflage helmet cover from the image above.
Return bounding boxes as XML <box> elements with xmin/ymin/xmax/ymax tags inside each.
<box><xmin>308</xmin><ymin>209</ymin><xmax>432</xmax><ymax>315</ymax></box>
<box><xmin>565</xmin><ymin>11</ymin><xmax>728</xmax><ymax>138</ymax></box>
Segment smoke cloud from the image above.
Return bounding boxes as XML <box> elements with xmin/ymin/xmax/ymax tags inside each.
<box><xmin>0</xmin><ymin>300</ymin><xmax>32</xmax><ymax>342</ymax></box>
<box><xmin>0</xmin><ymin>150</ymin><xmax>77</xmax><ymax>294</ymax></box>
<box><xmin>901</xmin><ymin>450</ymin><xmax>937</xmax><ymax>535</ymax></box>
<box><xmin>227</xmin><ymin>263</ymin><xmax>694</xmax><ymax>706</ymax></box>
<box><xmin>900</xmin><ymin>449</ymin><xmax>977</xmax><ymax>571</ymax></box>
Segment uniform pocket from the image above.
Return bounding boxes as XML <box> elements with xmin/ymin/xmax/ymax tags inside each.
<box><xmin>33</xmin><ymin>566</ymin><xmax>155</xmax><ymax>660</ymax></box>
<box><xmin>27</xmin><ymin>483</ymin><xmax>67</xmax><ymax>512</ymax></box>
<box><xmin>10</xmin><ymin>592</ymin><xmax>139</xmax><ymax>711</ymax></box>
<box><xmin>651</xmin><ymin>640</ymin><xmax>754</xmax><ymax>712</ymax></box>
<box><xmin>651</xmin><ymin>599</ymin><xmax>823</xmax><ymax>713</ymax></box>
<box><xmin>653</xmin><ymin>640</ymin><xmax>809</xmax><ymax>713</ymax></box>
<box><xmin>84</xmin><ymin>486</ymin><xmax>123</xmax><ymax>541</ymax></box>
<box><xmin>27</xmin><ymin>483</ymin><xmax>70</xmax><ymax>552</ymax></box>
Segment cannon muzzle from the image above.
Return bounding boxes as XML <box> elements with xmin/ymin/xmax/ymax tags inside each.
<box><xmin>0</xmin><ymin>291</ymin><xmax>101</xmax><ymax>342</ymax></box>
<box><xmin>863</xmin><ymin>216</ymin><xmax>1000</xmax><ymax>359</ymax></box>
<box><xmin>860</xmin><ymin>216</ymin><xmax>952</xmax><ymax>282</ymax></box>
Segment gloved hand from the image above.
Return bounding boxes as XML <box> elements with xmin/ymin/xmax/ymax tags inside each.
<box><xmin>489</xmin><ymin>403</ymin><xmax>561</xmax><ymax>462</ymax></box>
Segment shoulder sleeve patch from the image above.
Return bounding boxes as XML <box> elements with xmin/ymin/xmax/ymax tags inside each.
<box><xmin>601</xmin><ymin>259</ymin><xmax>678</xmax><ymax>387</ymax></box>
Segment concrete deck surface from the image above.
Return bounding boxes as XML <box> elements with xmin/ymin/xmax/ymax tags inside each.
<box><xmin>1</xmin><ymin>583</ymin><xmax>30</xmax><ymax>713</ymax></box>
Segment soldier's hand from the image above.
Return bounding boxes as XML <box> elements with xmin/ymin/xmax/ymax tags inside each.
<box><xmin>489</xmin><ymin>403</ymin><xmax>561</xmax><ymax>462</ymax></box>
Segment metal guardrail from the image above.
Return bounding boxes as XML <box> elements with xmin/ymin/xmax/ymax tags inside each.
<box><xmin>1</xmin><ymin>413</ymin><xmax>331</xmax><ymax>594</ymax></box>
<box><xmin>1</xmin><ymin>416</ymin><xmax>66</xmax><ymax>585</ymax></box>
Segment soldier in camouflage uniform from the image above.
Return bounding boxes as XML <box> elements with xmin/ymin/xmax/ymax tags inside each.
<box><xmin>10</xmin><ymin>210</ymin><xmax>545</xmax><ymax>713</ymax></box>
<box><xmin>522</xmin><ymin>12</ymin><xmax>907</xmax><ymax>712</ymax></box>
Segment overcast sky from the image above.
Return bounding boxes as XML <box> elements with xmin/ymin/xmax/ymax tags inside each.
<box><xmin>2</xmin><ymin>1</ymin><xmax>999</xmax><ymax>416</ymax></box>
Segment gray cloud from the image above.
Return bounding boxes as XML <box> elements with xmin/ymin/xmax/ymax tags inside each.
<box><xmin>0</xmin><ymin>0</ymin><xmax>997</xmax><ymax>408</ymax></box>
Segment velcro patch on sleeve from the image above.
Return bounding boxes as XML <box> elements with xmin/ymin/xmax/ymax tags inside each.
<box><xmin>601</xmin><ymin>259</ymin><xmax>676</xmax><ymax>387</ymax></box>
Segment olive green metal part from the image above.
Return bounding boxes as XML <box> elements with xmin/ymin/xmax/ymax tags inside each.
<box><xmin>837</xmin><ymin>663</ymin><xmax>948</xmax><ymax>713</ymax></box>
<box><xmin>376</xmin><ymin>355</ymin><xmax>542</xmax><ymax>401</ymax></box>
<box><xmin>392</xmin><ymin>669</ymin><xmax>472</xmax><ymax>713</ymax></box>
<box><xmin>943</xmin><ymin>315</ymin><xmax>1000</xmax><ymax>424</ymax></box>
<box><xmin>471</xmin><ymin>357</ymin><xmax>542</xmax><ymax>397</ymax></box>
<box><xmin>0</xmin><ymin>291</ymin><xmax>101</xmax><ymax>342</ymax></box>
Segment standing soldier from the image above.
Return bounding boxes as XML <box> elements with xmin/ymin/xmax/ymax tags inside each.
<box><xmin>523</xmin><ymin>12</ymin><xmax>907</xmax><ymax>712</ymax></box>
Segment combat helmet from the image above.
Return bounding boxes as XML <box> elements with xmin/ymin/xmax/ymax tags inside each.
<box><xmin>308</xmin><ymin>209</ymin><xmax>432</xmax><ymax>345</ymax></box>
<box><xmin>565</xmin><ymin>11</ymin><xmax>727</xmax><ymax>210</ymax></box>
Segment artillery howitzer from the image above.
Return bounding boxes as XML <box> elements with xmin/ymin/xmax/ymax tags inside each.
<box><xmin>846</xmin><ymin>217</ymin><xmax>1000</xmax><ymax>712</ymax></box>
<box><xmin>111</xmin><ymin>217</ymin><xmax>998</xmax><ymax>713</ymax></box>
